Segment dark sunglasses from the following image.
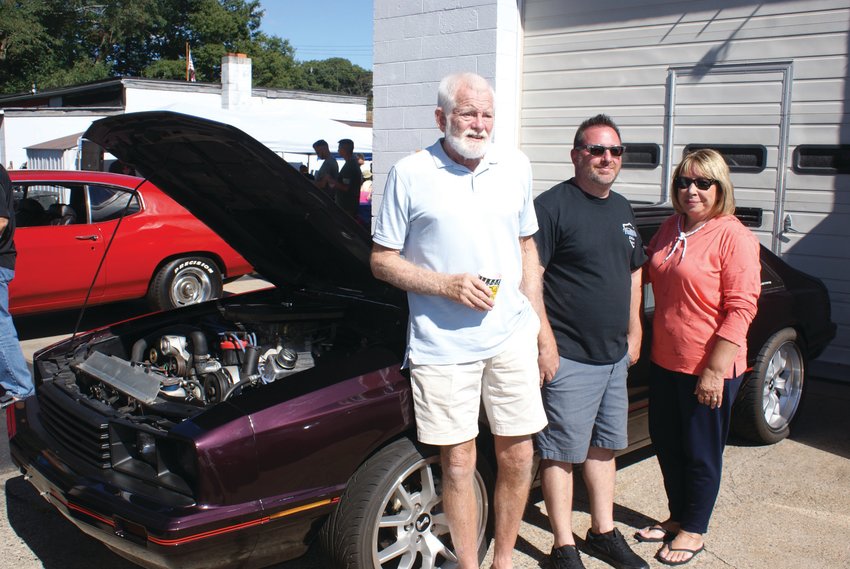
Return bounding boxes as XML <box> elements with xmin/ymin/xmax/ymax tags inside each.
<box><xmin>674</xmin><ymin>176</ymin><xmax>716</xmax><ymax>191</ymax></box>
<box><xmin>576</xmin><ymin>144</ymin><xmax>626</xmax><ymax>157</ymax></box>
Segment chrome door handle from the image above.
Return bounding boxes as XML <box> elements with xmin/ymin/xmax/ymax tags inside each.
<box><xmin>75</xmin><ymin>235</ymin><xmax>99</xmax><ymax>241</ymax></box>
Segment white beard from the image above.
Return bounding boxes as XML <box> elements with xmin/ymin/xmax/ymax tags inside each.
<box><xmin>445</xmin><ymin>125</ymin><xmax>490</xmax><ymax>160</ymax></box>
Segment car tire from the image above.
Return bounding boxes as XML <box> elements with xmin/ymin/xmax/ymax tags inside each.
<box><xmin>732</xmin><ymin>328</ymin><xmax>806</xmax><ymax>444</ymax></box>
<box><xmin>319</xmin><ymin>437</ymin><xmax>494</xmax><ymax>569</ymax></box>
<box><xmin>148</xmin><ymin>256</ymin><xmax>223</xmax><ymax>311</ymax></box>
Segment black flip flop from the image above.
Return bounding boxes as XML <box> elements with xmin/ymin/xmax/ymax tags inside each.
<box><xmin>655</xmin><ymin>543</ymin><xmax>705</xmax><ymax>566</ymax></box>
<box><xmin>634</xmin><ymin>525</ymin><xmax>675</xmax><ymax>543</ymax></box>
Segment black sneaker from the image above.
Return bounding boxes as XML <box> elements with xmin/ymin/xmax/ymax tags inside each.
<box><xmin>550</xmin><ymin>544</ymin><xmax>586</xmax><ymax>569</ymax></box>
<box><xmin>584</xmin><ymin>528</ymin><xmax>649</xmax><ymax>569</ymax></box>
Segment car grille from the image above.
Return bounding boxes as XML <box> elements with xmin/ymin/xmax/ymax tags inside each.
<box><xmin>38</xmin><ymin>383</ymin><xmax>111</xmax><ymax>469</ymax></box>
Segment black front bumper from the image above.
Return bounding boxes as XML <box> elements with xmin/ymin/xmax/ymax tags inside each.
<box><xmin>7</xmin><ymin>397</ymin><xmax>332</xmax><ymax>569</ymax></box>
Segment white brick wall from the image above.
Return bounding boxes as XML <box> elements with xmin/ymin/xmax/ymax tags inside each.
<box><xmin>372</xmin><ymin>0</ymin><xmax>521</xmax><ymax>218</ymax></box>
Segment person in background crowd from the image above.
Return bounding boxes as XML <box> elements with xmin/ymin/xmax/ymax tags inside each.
<box><xmin>299</xmin><ymin>164</ymin><xmax>314</xmax><ymax>180</ymax></box>
<box><xmin>371</xmin><ymin>71</ymin><xmax>548</xmax><ymax>569</ymax></box>
<box><xmin>356</xmin><ymin>153</ymin><xmax>373</xmax><ymax>225</ymax></box>
<box><xmin>0</xmin><ymin>163</ymin><xmax>35</xmax><ymax>409</ymax></box>
<box><xmin>356</xmin><ymin>153</ymin><xmax>371</xmax><ymax>181</ymax></box>
<box><xmin>312</xmin><ymin>139</ymin><xmax>338</xmax><ymax>194</ymax></box>
<box><xmin>331</xmin><ymin>138</ymin><xmax>363</xmax><ymax>220</ymax></box>
<box><xmin>108</xmin><ymin>160</ymin><xmax>136</xmax><ymax>176</ymax></box>
<box><xmin>637</xmin><ymin>149</ymin><xmax>760</xmax><ymax>566</ymax></box>
<box><xmin>534</xmin><ymin>114</ymin><xmax>649</xmax><ymax>569</ymax></box>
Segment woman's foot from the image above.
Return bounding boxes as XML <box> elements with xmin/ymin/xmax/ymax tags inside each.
<box><xmin>634</xmin><ymin>520</ymin><xmax>680</xmax><ymax>543</ymax></box>
<box><xmin>656</xmin><ymin>530</ymin><xmax>704</xmax><ymax>566</ymax></box>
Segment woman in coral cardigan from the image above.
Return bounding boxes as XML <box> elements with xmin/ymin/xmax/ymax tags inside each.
<box><xmin>637</xmin><ymin>149</ymin><xmax>761</xmax><ymax>565</ymax></box>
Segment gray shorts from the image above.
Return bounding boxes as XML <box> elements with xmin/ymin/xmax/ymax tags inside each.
<box><xmin>535</xmin><ymin>353</ymin><xmax>629</xmax><ymax>463</ymax></box>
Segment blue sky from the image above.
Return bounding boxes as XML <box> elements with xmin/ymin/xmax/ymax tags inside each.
<box><xmin>258</xmin><ymin>1</ymin><xmax>373</xmax><ymax>69</ymax></box>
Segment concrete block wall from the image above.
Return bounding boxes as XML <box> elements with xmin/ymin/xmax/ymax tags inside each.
<box><xmin>372</xmin><ymin>0</ymin><xmax>520</xmax><ymax>218</ymax></box>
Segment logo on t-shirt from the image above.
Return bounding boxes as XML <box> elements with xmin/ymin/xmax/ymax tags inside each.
<box><xmin>622</xmin><ymin>223</ymin><xmax>638</xmax><ymax>248</ymax></box>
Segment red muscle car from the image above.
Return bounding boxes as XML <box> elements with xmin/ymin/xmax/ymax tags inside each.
<box><xmin>9</xmin><ymin>170</ymin><xmax>253</xmax><ymax>314</ymax></box>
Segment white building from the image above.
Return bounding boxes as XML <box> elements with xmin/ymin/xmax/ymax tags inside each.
<box><xmin>373</xmin><ymin>0</ymin><xmax>850</xmax><ymax>378</ymax></box>
<box><xmin>0</xmin><ymin>54</ymin><xmax>371</xmax><ymax>171</ymax></box>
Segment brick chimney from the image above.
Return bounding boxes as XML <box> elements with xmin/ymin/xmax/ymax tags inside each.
<box><xmin>221</xmin><ymin>53</ymin><xmax>252</xmax><ymax>109</ymax></box>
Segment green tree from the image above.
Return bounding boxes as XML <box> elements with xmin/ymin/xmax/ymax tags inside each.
<box><xmin>250</xmin><ymin>33</ymin><xmax>304</xmax><ymax>89</ymax></box>
<box><xmin>0</xmin><ymin>0</ymin><xmax>371</xmax><ymax>99</ymax></box>
<box><xmin>0</xmin><ymin>0</ymin><xmax>62</xmax><ymax>93</ymax></box>
<box><xmin>300</xmin><ymin>57</ymin><xmax>372</xmax><ymax>97</ymax></box>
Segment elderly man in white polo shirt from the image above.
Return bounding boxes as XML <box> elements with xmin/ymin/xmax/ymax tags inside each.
<box><xmin>371</xmin><ymin>72</ymin><xmax>550</xmax><ymax>569</ymax></box>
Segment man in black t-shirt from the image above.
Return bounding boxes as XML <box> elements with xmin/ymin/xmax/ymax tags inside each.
<box><xmin>0</xmin><ymin>164</ymin><xmax>35</xmax><ymax>408</ymax></box>
<box><xmin>330</xmin><ymin>138</ymin><xmax>362</xmax><ymax>220</ymax></box>
<box><xmin>312</xmin><ymin>139</ymin><xmax>338</xmax><ymax>195</ymax></box>
<box><xmin>533</xmin><ymin>115</ymin><xmax>649</xmax><ymax>569</ymax></box>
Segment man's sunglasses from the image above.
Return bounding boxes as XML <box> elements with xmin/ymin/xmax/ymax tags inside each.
<box><xmin>674</xmin><ymin>176</ymin><xmax>717</xmax><ymax>191</ymax></box>
<box><xmin>576</xmin><ymin>144</ymin><xmax>626</xmax><ymax>157</ymax></box>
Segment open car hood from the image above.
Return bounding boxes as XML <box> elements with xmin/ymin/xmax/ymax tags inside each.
<box><xmin>85</xmin><ymin>111</ymin><xmax>400</xmax><ymax>303</ymax></box>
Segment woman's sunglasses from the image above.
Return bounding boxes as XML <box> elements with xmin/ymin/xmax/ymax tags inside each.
<box><xmin>576</xmin><ymin>144</ymin><xmax>626</xmax><ymax>157</ymax></box>
<box><xmin>674</xmin><ymin>176</ymin><xmax>716</xmax><ymax>191</ymax></box>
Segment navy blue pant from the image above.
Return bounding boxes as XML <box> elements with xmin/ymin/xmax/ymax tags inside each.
<box><xmin>648</xmin><ymin>363</ymin><xmax>742</xmax><ymax>534</ymax></box>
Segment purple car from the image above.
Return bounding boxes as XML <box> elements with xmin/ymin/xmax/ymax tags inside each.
<box><xmin>6</xmin><ymin>112</ymin><xmax>835</xmax><ymax>569</ymax></box>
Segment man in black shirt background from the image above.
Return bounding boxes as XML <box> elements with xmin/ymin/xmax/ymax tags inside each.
<box><xmin>331</xmin><ymin>138</ymin><xmax>363</xmax><ymax>221</ymax></box>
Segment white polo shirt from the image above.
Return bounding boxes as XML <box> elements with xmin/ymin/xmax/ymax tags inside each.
<box><xmin>373</xmin><ymin>139</ymin><xmax>538</xmax><ymax>365</ymax></box>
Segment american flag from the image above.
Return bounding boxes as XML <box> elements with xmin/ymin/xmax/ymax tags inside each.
<box><xmin>187</xmin><ymin>44</ymin><xmax>196</xmax><ymax>82</ymax></box>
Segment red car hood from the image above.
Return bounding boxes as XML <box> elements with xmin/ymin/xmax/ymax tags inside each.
<box><xmin>85</xmin><ymin>111</ymin><xmax>398</xmax><ymax>303</ymax></box>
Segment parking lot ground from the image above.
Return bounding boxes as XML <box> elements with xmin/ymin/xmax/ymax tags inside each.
<box><xmin>481</xmin><ymin>377</ymin><xmax>850</xmax><ymax>569</ymax></box>
<box><xmin>2</xmin><ymin>279</ymin><xmax>849</xmax><ymax>568</ymax></box>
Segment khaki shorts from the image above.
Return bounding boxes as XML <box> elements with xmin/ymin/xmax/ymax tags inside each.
<box><xmin>409</xmin><ymin>314</ymin><xmax>548</xmax><ymax>445</ymax></box>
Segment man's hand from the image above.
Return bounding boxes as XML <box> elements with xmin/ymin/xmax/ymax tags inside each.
<box><xmin>538</xmin><ymin>336</ymin><xmax>559</xmax><ymax>385</ymax></box>
<box><xmin>443</xmin><ymin>273</ymin><xmax>494</xmax><ymax>311</ymax></box>
<box><xmin>371</xmin><ymin>244</ymin><xmax>494</xmax><ymax>310</ymax></box>
<box><xmin>626</xmin><ymin>332</ymin><xmax>641</xmax><ymax>367</ymax></box>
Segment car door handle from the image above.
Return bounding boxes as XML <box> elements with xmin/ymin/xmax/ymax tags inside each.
<box><xmin>75</xmin><ymin>235</ymin><xmax>99</xmax><ymax>241</ymax></box>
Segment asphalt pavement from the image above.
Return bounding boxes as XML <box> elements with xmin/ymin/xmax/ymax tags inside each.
<box><xmin>2</xmin><ymin>276</ymin><xmax>849</xmax><ymax>568</ymax></box>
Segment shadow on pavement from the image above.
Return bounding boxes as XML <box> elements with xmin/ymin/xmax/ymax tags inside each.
<box><xmin>5</xmin><ymin>476</ymin><xmax>139</xmax><ymax>569</ymax></box>
<box><xmin>5</xmin><ymin>470</ymin><xmax>326</xmax><ymax>569</ymax></box>
<box><xmin>520</xmin><ymin>444</ymin><xmax>661</xmax><ymax>564</ymax></box>
<box><xmin>786</xmin><ymin>377</ymin><xmax>850</xmax><ymax>460</ymax></box>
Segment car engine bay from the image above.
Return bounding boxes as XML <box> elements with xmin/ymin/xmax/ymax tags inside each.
<box><xmin>34</xmin><ymin>297</ymin><xmax>403</xmax><ymax>432</ymax></box>
<box><xmin>75</xmin><ymin>325</ymin><xmax>319</xmax><ymax>410</ymax></box>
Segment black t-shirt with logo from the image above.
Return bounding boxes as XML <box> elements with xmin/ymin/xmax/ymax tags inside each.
<box><xmin>533</xmin><ymin>178</ymin><xmax>647</xmax><ymax>364</ymax></box>
<box><xmin>0</xmin><ymin>165</ymin><xmax>16</xmax><ymax>270</ymax></box>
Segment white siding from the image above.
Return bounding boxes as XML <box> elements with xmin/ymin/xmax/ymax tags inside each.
<box><xmin>27</xmin><ymin>148</ymin><xmax>76</xmax><ymax>170</ymax></box>
<box><xmin>521</xmin><ymin>0</ymin><xmax>850</xmax><ymax>371</ymax></box>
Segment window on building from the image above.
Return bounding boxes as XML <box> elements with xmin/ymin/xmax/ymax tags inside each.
<box><xmin>683</xmin><ymin>144</ymin><xmax>767</xmax><ymax>173</ymax></box>
<box><xmin>792</xmin><ymin>145</ymin><xmax>850</xmax><ymax>175</ymax></box>
<box><xmin>622</xmin><ymin>143</ymin><xmax>660</xmax><ymax>169</ymax></box>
